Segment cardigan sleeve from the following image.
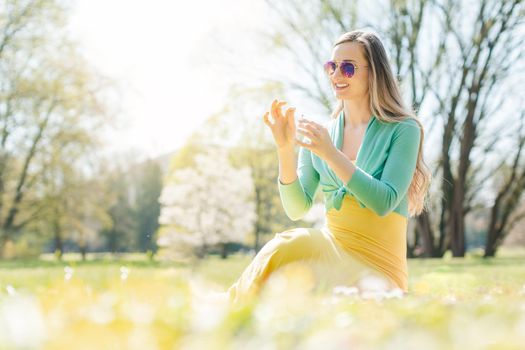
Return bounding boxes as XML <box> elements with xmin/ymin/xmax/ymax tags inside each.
<box><xmin>277</xmin><ymin>145</ymin><xmax>320</xmax><ymax>221</ymax></box>
<box><xmin>345</xmin><ymin>118</ymin><xmax>421</xmax><ymax>217</ymax></box>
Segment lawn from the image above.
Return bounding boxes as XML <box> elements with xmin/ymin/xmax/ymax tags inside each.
<box><xmin>0</xmin><ymin>250</ymin><xmax>524</xmax><ymax>349</ymax></box>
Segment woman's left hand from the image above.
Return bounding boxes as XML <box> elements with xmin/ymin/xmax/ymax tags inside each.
<box><xmin>295</xmin><ymin>118</ymin><xmax>338</xmax><ymax>161</ymax></box>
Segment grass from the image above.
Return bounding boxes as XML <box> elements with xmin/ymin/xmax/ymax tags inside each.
<box><xmin>0</xmin><ymin>251</ymin><xmax>524</xmax><ymax>349</ymax></box>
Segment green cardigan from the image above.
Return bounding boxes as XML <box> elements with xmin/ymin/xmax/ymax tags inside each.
<box><xmin>277</xmin><ymin>110</ymin><xmax>421</xmax><ymax>220</ymax></box>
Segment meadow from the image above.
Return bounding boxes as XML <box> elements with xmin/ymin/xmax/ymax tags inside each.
<box><xmin>0</xmin><ymin>249</ymin><xmax>524</xmax><ymax>349</ymax></box>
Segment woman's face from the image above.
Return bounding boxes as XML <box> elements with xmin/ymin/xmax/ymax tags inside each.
<box><xmin>328</xmin><ymin>41</ymin><xmax>369</xmax><ymax>101</ymax></box>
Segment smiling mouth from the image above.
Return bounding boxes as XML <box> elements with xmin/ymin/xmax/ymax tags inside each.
<box><xmin>334</xmin><ymin>83</ymin><xmax>349</xmax><ymax>91</ymax></box>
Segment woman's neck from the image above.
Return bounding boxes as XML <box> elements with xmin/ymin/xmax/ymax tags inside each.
<box><xmin>343</xmin><ymin>97</ymin><xmax>372</xmax><ymax>128</ymax></box>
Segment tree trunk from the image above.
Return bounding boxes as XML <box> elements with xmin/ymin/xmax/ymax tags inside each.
<box><xmin>54</xmin><ymin>238</ymin><xmax>63</xmax><ymax>260</ymax></box>
<box><xmin>0</xmin><ymin>234</ymin><xmax>12</xmax><ymax>258</ymax></box>
<box><xmin>53</xmin><ymin>214</ymin><xmax>63</xmax><ymax>261</ymax></box>
<box><xmin>195</xmin><ymin>241</ymin><xmax>208</xmax><ymax>260</ymax></box>
<box><xmin>484</xmin><ymin>200</ymin><xmax>501</xmax><ymax>257</ymax></box>
<box><xmin>79</xmin><ymin>229</ymin><xmax>87</xmax><ymax>261</ymax></box>
<box><xmin>449</xmin><ymin>196</ymin><xmax>466</xmax><ymax>257</ymax></box>
<box><xmin>484</xmin><ymin>228</ymin><xmax>497</xmax><ymax>257</ymax></box>
<box><xmin>110</xmin><ymin>231</ymin><xmax>116</xmax><ymax>253</ymax></box>
<box><xmin>407</xmin><ymin>238</ymin><xmax>415</xmax><ymax>258</ymax></box>
<box><xmin>416</xmin><ymin>211</ymin><xmax>435</xmax><ymax>257</ymax></box>
<box><xmin>2</xmin><ymin>105</ymin><xmax>54</xmax><ymax>238</ymax></box>
<box><xmin>220</xmin><ymin>242</ymin><xmax>228</xmax><ymax>259</ymax></box>
<box><xmin>80</xmin><ymin>247</ymin><xmax>86</xmax><ymax>261</ymax></box>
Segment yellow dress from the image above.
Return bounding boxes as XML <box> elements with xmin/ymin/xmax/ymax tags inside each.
<box><xmin>226</xmin><ymin>193</ymin><xmax>408</xmax><ymax>304</ymax></box>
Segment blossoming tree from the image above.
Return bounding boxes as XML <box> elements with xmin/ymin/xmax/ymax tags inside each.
<box><xmin>157</xmin><ymin>148</ymin><xmax>256</xmax><ymax>260</ymax></box>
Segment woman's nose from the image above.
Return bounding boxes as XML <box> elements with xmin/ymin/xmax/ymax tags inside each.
<box><xmin>331</xmin><ymin>66</ymin><xmax>344</xmax><ymax>80</ymax></box>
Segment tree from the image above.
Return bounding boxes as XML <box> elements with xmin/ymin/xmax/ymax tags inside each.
<box><xmin>131</xmin><ymin>159</ymin><xmax>162</xmax><ymax>254</ymax></box>
<box><xmin>0</xmin><ymin>0</ymin><xmax>114</xmax><ymax>257</ymax></box>
<box><xmin>157</xmin><ymin>148</ymin><xmax>256</xmax><ymax>260</ymax></box>
<box><xmin>99</xmin><ymin>162</ymin><xmax>138</xmax><ymax>255</ymax></box>
<box><xmin>39</xmin><ymin>145</ymin><xmax>112</xmax><ymax>260</ymax></box>
<box><xmin>423</xmin><ymin>0</ymin><xmax>525</xmax><ymax>257</ymax></box>
<box><xmin>484</xmin><ymin>121</ymin><xmax>525</xmax><ymax>257</ymax></box>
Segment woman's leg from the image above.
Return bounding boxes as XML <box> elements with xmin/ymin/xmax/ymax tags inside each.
<box><xmin>226</xmin><ymin>227</ymin><xmax>317</xmax><ymax>303</ymax></box>
<box><xmin>226</xmin><ymin>226</ymin><xmax>378</xmax><ymax>303</ymax></box>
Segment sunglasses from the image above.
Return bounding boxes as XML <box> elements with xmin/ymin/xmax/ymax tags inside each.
<box><xmin>323</xmin><ymin>60</ymin><xmax>367</xmax><ymax>78</ymax></box>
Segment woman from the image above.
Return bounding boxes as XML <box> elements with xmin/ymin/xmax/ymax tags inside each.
<box><xmin>226</xmin><ymin>30</ymin><xmax>432</xmax><ymax>304</ymax></box>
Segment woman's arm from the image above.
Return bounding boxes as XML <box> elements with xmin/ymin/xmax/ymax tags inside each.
<box><xmin>325</xmin><ymin>119</ymin><xmax>421</xmax><ymax>216</ymax></box>
<box><xmin>277</xmin><ymin>144</ymin><xmax>298</xmax><ymax>184</ymax></box>
<box><xmin>277</xmin><ymin>145</ymin><xmax>320</xmax><ymax>221</ymax></box>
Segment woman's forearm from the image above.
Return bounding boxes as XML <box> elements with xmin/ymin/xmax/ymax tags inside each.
<box><xmin>325</xmin><ymin>148</ymin><xmax>356</xmax><ymax>184</ymax></box>
<box><xmin>277</xmin><ymin>145</ymin><xmax>298</xmax><ymax>184</ymax></box>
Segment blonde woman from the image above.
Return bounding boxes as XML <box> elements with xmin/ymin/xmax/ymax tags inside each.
<box><xmin>227</xmin><ymin>30</ymin><xmax>432</xmax><ymax>304</ymax></box>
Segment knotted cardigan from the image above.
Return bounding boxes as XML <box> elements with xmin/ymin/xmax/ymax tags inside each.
<box><xmin>277</xmin><ymin>111</ymin><xmax>421</xmax><ymax>220</ymax></box>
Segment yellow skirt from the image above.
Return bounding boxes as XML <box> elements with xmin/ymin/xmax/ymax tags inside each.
<box><xmin>227</xmin><ymin>195</ymin><xmax>408</xmax><ymax>304</ymax></box>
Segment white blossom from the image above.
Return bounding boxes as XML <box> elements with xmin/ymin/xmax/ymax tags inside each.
<box><xmin>157</xmin><ymin>148</ymin><xmax>256</xmax><ymax>257</ymax></box>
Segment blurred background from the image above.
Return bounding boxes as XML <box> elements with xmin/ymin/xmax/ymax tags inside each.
<box><xmin>0</xmin><ymin>0</ymin><xmax>524</xmax><ymax>262</ymax></box>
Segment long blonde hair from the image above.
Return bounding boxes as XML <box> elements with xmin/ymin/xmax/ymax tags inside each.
<box><xmin>330</xmin><ymin>30</ymin><xmax>432</xmax><ymax>217</ymax></box>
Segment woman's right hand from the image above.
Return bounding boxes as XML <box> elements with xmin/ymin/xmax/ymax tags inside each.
<box><xmin>262</xmin><ymin>99</ymin><xmax>296</xmax><ymax>149</ymax></box>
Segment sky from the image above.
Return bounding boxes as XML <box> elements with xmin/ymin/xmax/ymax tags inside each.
<box><xmin>69</xmin><ymin>0</ymin><xmax>269</xmax><ymax>159</ymax></box>
<box><xmin>67</xmin><ymin>0</ymin><xmax>510</xmax><ymax>169</ymax></box>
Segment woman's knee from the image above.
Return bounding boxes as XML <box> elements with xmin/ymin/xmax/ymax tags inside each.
<box><xmin>272</xmin><ymin>228</ymin><xmax>322</xmax><ymax>256</ymax></box>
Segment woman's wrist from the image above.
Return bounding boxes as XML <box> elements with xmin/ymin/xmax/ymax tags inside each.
<box><xmin>325</xmin><ymin>146</ymin><xmax>342</xmax><ymax>164</ymax></box>
<box><xmin>326</xmin><ymin>149</ymin><xmax>356</xmax><ymax>184</ymax></box>
<box><xmin>277</xmin><ymin>143</ymin><xmax>297</xmax><ymax>185</ymax></box>
<box><xmin>277</xmin><ymin>143</ymin><xmax>295</xmax><ymax>152</ymax></box>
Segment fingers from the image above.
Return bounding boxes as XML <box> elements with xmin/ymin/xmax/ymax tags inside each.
<box><xmin>262</xmin><ymin>111</ymin><xmax>271</xmax><ymax>127</ymax></box>
<box><xmin>271</xmin><ymin>99</ymin><xmax>276</xmax><ymax>111</ymax></box>
<box><xmin>307</xmin><ymin>119</ymin><xmax>321</xmax><ymax>126</ymax></box>
<box><xmin>269</xmin><ymin>100</ymin><xmax>277</xmax><ymax>123</ymax></box>
<box><xmin>263</xmin><ymin>103</ymin><xmax>292</xmax><ymax>127</ymax></box>
<box><xmin>295</xmin><ymin>137</ymin><xmax>311</xmax><ymax>148</ymax></box>
<box><xmin>285</xmin><ymin>107</ymin><xmax>296</xmax><ymax>129</ymax></box>
<box><xmin>267</xmin><ymin>100</ymin><xmax>302</xmax><ymax>130</ymax></box>
<box><xmin>298</xmin><ymin>119</ymin><xmax>322</xmax><ymax>138</ymax></box>
<box><xmin>275</xmin><ymin>101</ymin><xmax>287</xmax><ymax>119</ymax></box>
<box><xmin>270</xmin><ymin>99</ymin><xmax>278</xmax><ymax>120</ymax></box>
<box><xmin>299</xmin><ymin>118</ymin><xmax>320</xmax><ymax>128</ymax></box>
<box><xmin>296</xmin><ymin>127</ymin><xmax>316</xmax><ymax>139</ymax></box>
<box><xmin>298</xmin><ymin>121</ymin><xmax>319</xmax><ymax>136</ymax></box>
<box><xmin>271</xmin><ymin>99</ymin><xmax>287</xmax><ymax>121</ymax></box>
<box><xmin>285</xmin><ymin>106</ymin><xmax>295</xmax><ymax>117</ymax></box>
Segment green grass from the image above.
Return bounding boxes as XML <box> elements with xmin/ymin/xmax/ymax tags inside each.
<box><xmin>0</xmin><ymin>252</ymin><xmax>524</xmax><ymax>349</ymax></box>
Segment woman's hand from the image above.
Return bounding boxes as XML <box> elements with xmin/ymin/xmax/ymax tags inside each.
<box><xmin>262</xmin><ymin>99</ymin><xmax>296</xmax><ymax>149</ymax></box>
<box><xmin>295</xmin><ymin>118</ymin><xmax>338</xmax><ymax>161</ymax></box>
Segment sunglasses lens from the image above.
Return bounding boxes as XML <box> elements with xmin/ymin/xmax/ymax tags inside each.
<box><xmin>340</xmin><ymin>62</ymin><xmax>355</xmax><ymax>78</ymax></box>
<box><xmin>324</xmin><ymin>61</ymin><xmax>336</xmax><ymax>75</ymax></box>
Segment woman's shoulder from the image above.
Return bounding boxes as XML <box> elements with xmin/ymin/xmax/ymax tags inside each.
<box><xmin>391</xmin><ymin>117</ymin><xmax>421</xmax><ymax>143</ymax></box>
<box><xmin>373</xmin><ymin>116</ymin><xmax>420</xmax><ymax>143</ymax></box>
<box><xmin>398</xmin><ymin>116</ymin><xmax>419</xmax><ymax>127</ymax></box>
<box><xmin>397</xmin><ymin>117</ymin><xmax>421</xmax><ymax>133</ymax></box>
<box><xmin>383</xmin><ymin>116</ymin><xmax>420</xmax><ymax>132</ymax></box>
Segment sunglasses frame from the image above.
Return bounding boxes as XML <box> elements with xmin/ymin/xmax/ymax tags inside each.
<box><xmin>323</xmin><ymin>60</ymin><xmax>368</xmax><ymax>78</ymax></box>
